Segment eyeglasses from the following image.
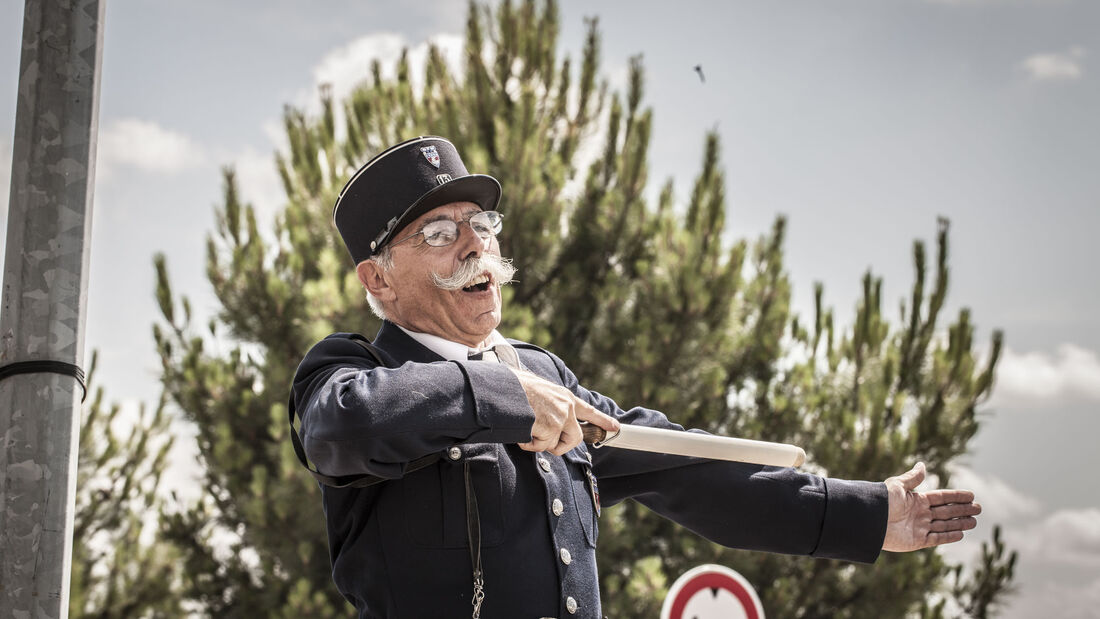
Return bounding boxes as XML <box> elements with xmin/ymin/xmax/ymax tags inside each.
<box><xmin>389</xmin><ymin>211</ymin><xmax>504</xmax><ymax>248</ymax></box>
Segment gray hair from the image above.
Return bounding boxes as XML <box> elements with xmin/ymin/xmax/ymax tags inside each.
<box><xmin>363</xmin><ymin>246</ymin><xmax>393</xmax><ymax>320</ymax></box>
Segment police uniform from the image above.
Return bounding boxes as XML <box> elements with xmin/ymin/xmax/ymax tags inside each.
<box><xmin>292</xmin><ymin>322</ymin><xmax>887</xmax><ymax>618</ymax></box>
<box><xmin>291</xmin><ymin>137</ymin><xmax>889</xmax><ymax>618</ymax></box>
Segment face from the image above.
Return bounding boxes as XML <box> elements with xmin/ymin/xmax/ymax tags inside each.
<box><xmin>363</xmin><ymin>202</ymin><xmax>504</xmax><ymax>347</ymax></box>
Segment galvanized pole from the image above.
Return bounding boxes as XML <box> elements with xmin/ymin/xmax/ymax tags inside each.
<box><xmin>0</xmin><ymin>1</ymin><xmax>105</xmax><ymax>617</ymax></box>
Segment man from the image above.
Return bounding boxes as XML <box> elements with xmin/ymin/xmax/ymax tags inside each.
<box><xmin>291</xmin><ymin>136</ymin><xmax>981</xmax><ymax>619</ymax></box>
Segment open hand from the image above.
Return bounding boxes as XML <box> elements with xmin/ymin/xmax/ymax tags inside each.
<box><xmin>882</xmin><ymin>462</ymin><xmax>981</xmax><ymax>552</ymax></box>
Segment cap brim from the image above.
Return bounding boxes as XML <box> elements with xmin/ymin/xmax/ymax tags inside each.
<box><xmin>376</xmin><ymin>174</ymin><xmax>502</xmax><ymax>249</ymax></box>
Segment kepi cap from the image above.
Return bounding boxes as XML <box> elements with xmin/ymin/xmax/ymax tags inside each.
<box><xmin>333</xmin><ymin>136</ymin><xmax>502</xmax><ymax>264</ymax></box>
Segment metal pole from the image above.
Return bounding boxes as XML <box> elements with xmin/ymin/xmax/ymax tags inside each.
<box><xmin>0</xmin><ymin>1</ymin><xmax>105</xmax><ymax>617</ymax></box>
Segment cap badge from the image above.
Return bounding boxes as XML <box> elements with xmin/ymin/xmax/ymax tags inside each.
<box><xmin>435</xmin><ymin>173</ymin><xmax>453</xmax><ymax>185</ymax></box>
<box><xmin>420</xmin><ymin>145</ymin><xmax>441</xmax><ymax>168</ymax></box>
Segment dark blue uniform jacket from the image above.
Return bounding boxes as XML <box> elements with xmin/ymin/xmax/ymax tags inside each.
<box><xmin>291</xmin><ymin>321</ymin><xmax>888</xmax><ymax>618</ymax></box>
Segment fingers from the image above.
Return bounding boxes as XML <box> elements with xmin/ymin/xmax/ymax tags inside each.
<box><xmin>522</xmin><ymin>419</ymin><xmax>580</xmax><ymax>455</ymax></box>
<box><xmin>518</xmin><ymin>430</ymin><xmax>557</xmax><ymax>452</ymax></box>
<box><xmin>930</xmin><ymin>517</ymin><xmax>978</xmax><ymax>533</ymax></box>
<box><xmin>916</xmin><ymin>497</ymin><xmax>982</xmax><ymax>548</ymax></box>
<box><xmin>514</xmin><ymin>369</ymin><xmax>606</xmax><ymax>455</ymax></box>
<box><xmin>895</xmin><ymin>461</ymin><xmax>926</xmax><ymax>492</ymax></box>
<box><xmin>926</xmin><ymin>501</ymin><xmax>981</xmax><ymax>535</ymax></box>
<box><xmin>521</xmin><ymin>414</ymin><xmax>571</xmax><ymax>453</ymax></box>
<box><xmin>574</xmin><ymin>401</ymin><xmax>620</xmax><ymax>433</ymax></box>
<box><xmin>549</xmin><ymin>419</ymin><xmax>582</xmax><ymax>456</ymax></box>
<box><xmin>926</xmin><ymin>531</ymin><xmax>965</xmax><ymax>546</ymax></box>
<box><xmin>930</xmin><ymin>501</ymin><xmax>982</xmax><ymax>520</ymax></box>
<box><xmin>926</xmin><ymin>489</ymin><xmax>976</xmax><ymax>506</ymax></box>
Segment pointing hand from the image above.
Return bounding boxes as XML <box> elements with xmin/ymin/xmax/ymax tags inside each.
<box><xmin>512</xmin><ymin>370</ymin><xmax>619</xmax><ymax>456</ymax></box>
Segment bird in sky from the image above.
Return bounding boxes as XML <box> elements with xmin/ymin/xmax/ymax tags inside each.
<box><xmin>694</xmin><ymin>64</ymin><xmax>705</xmax><ymax>83</ymax></box>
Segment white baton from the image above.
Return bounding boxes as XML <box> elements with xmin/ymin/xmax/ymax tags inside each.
<box><xmin>581</xmin><ymin>423</ymin><xmax>806</xmax><ymax>468</ymax></box>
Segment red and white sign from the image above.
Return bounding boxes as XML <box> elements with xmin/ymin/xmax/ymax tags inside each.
<box><xmin>660</xmin><ymin>564</ymin><xmax>765</xmax><ymax>619</ymax></box>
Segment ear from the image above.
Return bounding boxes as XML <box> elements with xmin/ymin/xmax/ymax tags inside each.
<box><xmin>356</xmin><ymin>260</ymin><xmax>396</xmax><ymax>302</ymax></box>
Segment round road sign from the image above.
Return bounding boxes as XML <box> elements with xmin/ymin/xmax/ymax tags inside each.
<box><xmin>660</xmin><ymin>564</ymin><xmax>765</xmax><ymax>619</ymax></box>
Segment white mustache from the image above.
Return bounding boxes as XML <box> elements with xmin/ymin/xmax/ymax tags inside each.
<box><xmin>431</xmin><ymin>253</ymin><xmax>517</xmax><ymax>291</ymax></box>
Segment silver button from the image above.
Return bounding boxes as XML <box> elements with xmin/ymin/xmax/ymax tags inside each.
<box><xmin>565</xmin><ymin>596</ymin><xmax>578</xmax><ymax>614</ymax></box>
<box><xmin>538</xmin><ymin>457</ymin><xmax>551</xmax><ymax>472</ymax></box>
<box><xmin>560</xmin><ymin>547</ymin><xmax>572</xmax><ymax>565</ymax></box>
<box><xmin>552</xmin><ymin>498</ymin><xmax>564</xmax><ymax>516</ymax></box>
<box><xmin>448</xmin><ymin>446</ymin><xmax>462</xmax><ymax>460</ymax></box>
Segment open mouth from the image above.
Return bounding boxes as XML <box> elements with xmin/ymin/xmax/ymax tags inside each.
<box><xmin>461</xmin><ymin>273</ymin><xmax>492</xmax><ymax>293</ymax></box>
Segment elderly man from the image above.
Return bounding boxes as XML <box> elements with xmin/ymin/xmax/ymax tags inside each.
<box><xmin>290</xmin><ymin>136</ymin><xmax>980</xmax><ymax>619</ymax></box>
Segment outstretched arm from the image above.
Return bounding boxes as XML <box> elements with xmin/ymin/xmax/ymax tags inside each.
<box><xmin>882</xmin><ymin>462</ymin><xmax>981</xmax><ymax>552</ymax></box>
<box><xmin>515</xmin><ymin>343</ymin><xmax>889</xmax><ymax>563</ymax></box>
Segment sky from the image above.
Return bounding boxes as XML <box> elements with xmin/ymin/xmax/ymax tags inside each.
<box><xmin>2</xmin><ymin>0</ymin><xmax>1099</xmax><ymax>616</ymax></box>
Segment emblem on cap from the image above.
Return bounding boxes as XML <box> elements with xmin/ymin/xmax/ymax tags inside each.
<box><xmin>420</xmin><ymin>145</ymin><xmax>441</xmax><ymax>168</ymax></box>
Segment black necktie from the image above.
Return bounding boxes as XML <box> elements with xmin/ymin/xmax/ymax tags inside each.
<box><xmin>468</xmin><ymin>348</ymin><xmax>500</xmax><ymax>363</ymax></box>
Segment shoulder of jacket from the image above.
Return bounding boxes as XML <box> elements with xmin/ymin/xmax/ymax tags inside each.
<box><xmin>300</xmin><ymin>332</ymin><xmax>386</xmax><ymax>366</ymax></box>
<box><xmin>507</xmin><ymin>340</ymin><xmax>564</xmax><ymax>368</ymax></box>
<box><xmin>507</xmin><ymin>339</ymin><xmax>549</xmax><ymax>355</ymax></box>
<box><xmin>323</xmin><ymin>332</ymin><xmax>371</xmax><ymax>345</ymax></box>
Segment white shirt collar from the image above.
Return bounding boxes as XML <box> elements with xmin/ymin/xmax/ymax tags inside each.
<box><xmin>397</xmin><ymin>325</ymin><xmax>508</xmax><ymax>361</ymax></box>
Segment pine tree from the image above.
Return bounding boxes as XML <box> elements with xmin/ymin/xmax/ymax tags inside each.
<box><xmin>70</xmin><ymin>354</ymin><xmax>183</xmax><ymax>618</ymax></box>
<box><xmin>135</xmin><ymin>0</ymin><xmax>1016</xmax><ymax>615</ymax></box>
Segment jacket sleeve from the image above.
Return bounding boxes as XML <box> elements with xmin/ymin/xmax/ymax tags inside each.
<box><xmin>531</xmin><ymin>348</ymin><xmax>888</xmax><ymax>564</ymax></box>
<box><xmin>291</xmin><ymin>334</ymin><xmax>536</xmax><ymax>480</ymax></box>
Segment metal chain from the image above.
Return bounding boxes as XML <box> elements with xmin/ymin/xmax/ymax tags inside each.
<box><xmin>471</xmin><ymin>569</ymin><xmax>485</xmax><ymax>619</ymax></box>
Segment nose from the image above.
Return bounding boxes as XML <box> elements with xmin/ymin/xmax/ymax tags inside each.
<box><xmin>454</xmin><ymin>218</ymin><xmax>490</xmax><ymax>261</ymax></box>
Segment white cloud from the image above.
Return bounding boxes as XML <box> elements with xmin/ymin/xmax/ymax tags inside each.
<box><xmin>928</xmin><ymin>470</ymin><xmax>1100</xmax><ymax>617</ymax></box>
<box><xmin>1016</xmin><ymin>508</ymin><xmax>1100</xmax><ymax>569</ymax></box>
<box><xmin>1003</xmin><ymin>575</ymin><xmax>1100</xmax><ymax>619</ymax></box>
<box><xmin>926</xmin><ymin>467</ymin><xmax>1042</xmax><ymax>568</ymax></box>
<box><xmin>949</xmin><ymin>467</ymin><xmax>1042</xmax><ymax>521</ymax></box>
<box><xmin>1020</xmin><ymin>47</ymin><xmax>1086</xmax><ymax>82</ymax></box>
<box><xmin>97</xmin><ymin>118</ymin><xmax>206</xmax><ymax>179</ymax></box>
<box><xmin>991</xmin><ymin>344</ymin><xmax>1100</xmax><ymax>405</ymax></box>
<box><xmin>312</xmin><ymin>32</ymin><xmax>407</xmax><ymax>106</ymax></box>
<box><xmin>304</xmin><ymin>32</ymin><xmax>464</xmax><ymax>135</ymax></box>
<box><xmin>265</xmin><ymin>31</ymin><xmax>468</xmax><ymax>181</ymax></box>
